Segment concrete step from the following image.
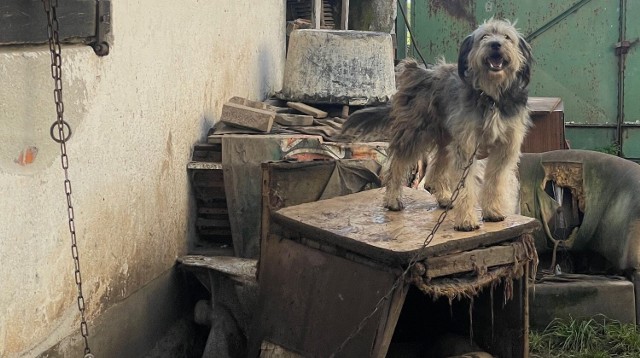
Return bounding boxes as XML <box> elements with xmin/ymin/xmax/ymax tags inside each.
<box><xmin>529</xmin><ymin>274</ymin><xmax>635</xmax><ymax>329</ymax></box>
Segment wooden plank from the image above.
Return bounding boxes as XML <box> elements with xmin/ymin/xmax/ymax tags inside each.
<box><xmin>272</xmin><ymin>188</ymin><xmax>540</xmax><ymax>265</ymax></box>
<box><xmin>198</xmin><ymin>207</ymin><xmax>228</xmax><ymax>215</ymax></box>
<box><xmin>251</xmin><ymin>234</ymin><xmax>399</xmax><ymax>357</ymax></box>
<box><xmin>198</xmin><ymin>228</ymin><xmax>233</xmax><ymax>236</ymax></box>
<box><xmin>187</xmin><ymin>161</ymin><xmax>223</xmax><ymax>170</ymax></box>
<box><xmin>196</xmin><ymin>218</ymin><xmax>231</xmax><ymax>228</ymax></box>
<box><xmin>220</xmin><ymin>103</ymin><xmax>274</xmax><ymax>132</ymax></box>
<box><xmin>177</xmin><ymin>255</ymin><xmax>257</xmax><ymax>284</ymax></box>
<box><xmin>424</xmin><ymin>244</ymin><xmax>528</xmax><ymax>278</ymax></box>
<box><xmin>192</xmin><ymin>180</ymin><xmax>224</xmax><ymax>188</ymax></box>
<box><xmin>193</xmin><ymin>188</ymin><xmax>226</xmax><ymax>200</ymax></box>
<box><xmin>275</xmin><ymin>113</ymin><xmax>314</xmax><ymax>126</ymax></box>
<box><xmin>371</xmin><ymin>282</ymin><xmax>409</xmax><ymax>357</ymax></box>
<box><xmin>287</xmin><ymin>102</ymin><xmax>328</xmax><ymax>118</ymax></box>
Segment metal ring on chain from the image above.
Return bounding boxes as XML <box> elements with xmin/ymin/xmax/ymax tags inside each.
<box><xmin>50</xmin><ymin>120</ymin><xmax>72</xmax><ymax>143</ymax></box>
<box><xmin>43</xmin><ymin>0</ymin><xmax>92</xmax><ymax>355</ymax></box>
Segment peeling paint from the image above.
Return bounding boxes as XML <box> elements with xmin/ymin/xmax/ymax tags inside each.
<box><xmin>14</xmin><ymin>146</ymin><xmax>38</xmax><ymax>166</ymax></box>
<box><xmin>430</xmin><ymin>0</ymin><xmax>476</xmax><ymax>27</ymax></box>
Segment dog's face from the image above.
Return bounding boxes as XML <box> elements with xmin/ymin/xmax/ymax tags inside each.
<box><xmin>458</xmin><ymin>19</ymin><xmax>533</xmax><ymax>93</ymax></box>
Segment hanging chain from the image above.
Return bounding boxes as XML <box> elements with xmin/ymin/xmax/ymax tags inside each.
<box><xmin>42</xmin><ymin>1</ymin><xmax>94</xmax><ymax>357</ymax></box>
<box><xmin>330</xmin><ymin>142</ymin><xmax>481</xmax><ymax>357</ymax></box>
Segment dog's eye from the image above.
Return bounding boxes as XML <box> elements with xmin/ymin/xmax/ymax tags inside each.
<box><xmin>481</xmin><ymin>34</ymin><xmax>490</xmax><ymax>40</ymax></box>
<box><xmin>504</xmin><ymin>34</ymin><xmax>511</xmax><ymax>40</ymax></box>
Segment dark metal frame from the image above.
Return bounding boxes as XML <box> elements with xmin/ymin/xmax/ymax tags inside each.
<box><xmin>0</xmin><ymin>0</ymin><xmax>111</xmax><ymax>56</ymax></box>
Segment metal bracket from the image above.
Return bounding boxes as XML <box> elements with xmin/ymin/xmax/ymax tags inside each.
<box><xmin>92</xmin><ymin>0</ymin><xmax>111</xmax><ymax>56</ymax></box>
<box><xmin>615</xmin><ymin>39</ymin><xmax>638</xmax><ymax>56</ymax></box>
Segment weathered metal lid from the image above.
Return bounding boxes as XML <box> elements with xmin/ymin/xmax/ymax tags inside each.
<box><xmin>277</xmin><ymin>29</ymin><xmax>396</xmax><ymax>106</ymax></box>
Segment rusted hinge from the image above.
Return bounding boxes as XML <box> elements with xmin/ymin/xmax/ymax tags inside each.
<box><xmin>615</xmin><ymin>39</ymin><xmax>638</xmax><ymax>56</ymax></box>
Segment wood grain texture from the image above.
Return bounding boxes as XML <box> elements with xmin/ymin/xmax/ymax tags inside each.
<box><xmin>273</xmin><ymin>188</ymin><xmax>540</xmax><ymax>265</ymax></box>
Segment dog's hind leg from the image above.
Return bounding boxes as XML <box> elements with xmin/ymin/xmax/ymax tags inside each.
<box><xmin>450</xmin><ymin>144</ymin><xmax>481</xmax><ymax>231</ymax></box>
<box><xmin>481</xmin><ymin>140</ymin><xmax>522</xmax><ymax>222</ymax></box>
<box><xmin>382</xmin><ymin>152</ymin><xmax>416</xmax><ymax>211</ymax></box>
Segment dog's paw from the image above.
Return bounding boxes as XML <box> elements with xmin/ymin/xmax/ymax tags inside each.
<box><xmin>383</xmin><ymin>197</ymin><xmax>404</xmax><ymax>211</ymax></box>
<box><xmin>435</xmin><ymin>191</ymin><xmax>453</xmax><ymax>208</ymax></box>
<box><xmin>483</xmin><ymin>214</ymin><xmax>506</xmax><ymax>222</ymax></box>
<box><xmin>437</xmin><ymin>198</ymin><xmax>453</xmax><ymax>209</ymax></box>
<box><xmin>454</xmin><ymin>220</ymin><xmax>480</xmax><ymax>232</ymax></box>
<box><xmin>454</xmin><ymin>224</ymin><xmax>480</xmax><ymax>232</ymax></box>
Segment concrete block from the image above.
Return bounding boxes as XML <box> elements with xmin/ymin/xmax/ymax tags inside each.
<box><xmin>275</xmin><ymin>114</ymin><xmax>314</xmax><ymax>126</ymax></box>
<box><xmin>228</xmin><ymin>96</ymin><xmax>282</xmax><ymax>112</ymax></box>
<box><xmin>529</xmin><ymin>276</ymin><xmax>635</xmax><ymax>330</ymax></box>
<box><xmin>220</xmin><ymin>103</ymin><xmax>275</xmax><ymax>132</ymax></box>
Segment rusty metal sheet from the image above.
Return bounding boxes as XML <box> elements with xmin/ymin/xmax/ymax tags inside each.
<box><xmin>406</xmin><ymin>0</ymin><xmax>623</xmax><ymax>153</ymax></box>
<box><xmin>273</xmin><ymin>188</ymin><xmax>540</xmax><ymax>266</ymax></box>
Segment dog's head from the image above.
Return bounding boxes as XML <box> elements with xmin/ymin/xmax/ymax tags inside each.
<box><xmin>458</xmin><ymin>19</ymin><xmax>533</xmax><ymax>96</ymax></box>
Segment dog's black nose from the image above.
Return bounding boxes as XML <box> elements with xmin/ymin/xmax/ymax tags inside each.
<box><xmin>490</xmin><ymin>41</ymin><xmax>501</xmax><ymax>50</ymax></box>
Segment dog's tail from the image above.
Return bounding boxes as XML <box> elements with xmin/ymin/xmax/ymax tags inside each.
<box><xmin>340</xmin><ymin>105</ymin><xmax>392</xmax><ymax>142</ymax></box>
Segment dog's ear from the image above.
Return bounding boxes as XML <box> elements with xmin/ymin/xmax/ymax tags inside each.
<box><xmin>457</xmin><ymin>35</ymin><xmax>474</xmax><ymax>81</ymax></box>
<box><xmin>517</xmin><ymin>36</ymin><xmax>533</xmax><ymax>87</ymax></box>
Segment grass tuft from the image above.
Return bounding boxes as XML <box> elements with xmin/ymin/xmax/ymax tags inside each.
<box><xmin>530</xmin><ymin>315</ymin><xmax>640</xmax><ymax>358</ymax></box>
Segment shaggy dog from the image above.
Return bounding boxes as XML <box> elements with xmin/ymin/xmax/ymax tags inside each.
<box><xmin>342</xmin><ymin>19</ymin><xmax>533</xmax><ymax>231</ymax></box>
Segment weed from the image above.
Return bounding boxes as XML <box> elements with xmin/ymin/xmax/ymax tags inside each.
<box><xmin>530</xmin><ymin>315</ymin><xmax>640</xmax><ymax>357</ymax></box>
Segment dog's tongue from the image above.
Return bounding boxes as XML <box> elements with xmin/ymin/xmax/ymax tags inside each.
<box><xmin>488</xmin><ymin>57</ymin><xmax>504</xmax><ymax>70</ymax></box>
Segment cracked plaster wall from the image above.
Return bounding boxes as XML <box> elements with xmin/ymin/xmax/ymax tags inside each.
<box><xmin>0</xmin><ymin>1</ymin><xmax>285</xmax><ymax>356</ymax></box>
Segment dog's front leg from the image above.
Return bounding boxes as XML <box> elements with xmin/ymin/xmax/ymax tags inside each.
<box><xmin>451</xmin><ymin>144</ymin><xmax>481</xmax><ymax>231</ymax></box>
<box><xmin>424</xmin><ymin>148</ymin><xmax>455</xmax><ymax>208</ymax></box>
<box><xmin>481</xmin><ymin>140</ymin><xmax>521</xmax><ymax>222</ymax></box>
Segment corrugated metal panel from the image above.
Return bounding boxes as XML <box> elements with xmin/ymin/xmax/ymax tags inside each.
<box><xmin>403</xmin><ymin>0</ymin><xmax>639</xmax><ymax>157</ymax></box>
<box><xmin>622</xmin><ymin>127</ymin><xmax>640</xmax><ymax>158</ymax></box>
<box><xmin>566</xmin><ymin>127</ymin><xmax>617</xmax><ymax>152</ymax></box>
<box><xmin>624</xmin><ymin>1</ymin><xmax>640</xmax><ymax>125</ymax></box>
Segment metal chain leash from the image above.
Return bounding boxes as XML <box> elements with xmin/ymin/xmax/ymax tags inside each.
<box><xmin>329</xmin><ymin>142</ymin><xmax>481</xmax><ymax>357</ymax></box>
<box><xmin>330</xmin><ymin>4</ymin><xmax>491</xmax><ymax>355</ymax></box>
<box><xmin>42</xmin><ymin>1</ymin><xmax>94</xmax><ymax>357</ymax></box>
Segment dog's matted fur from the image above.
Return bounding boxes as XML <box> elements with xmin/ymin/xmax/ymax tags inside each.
<box><xmin>342</xmin><ymin>19</ymin><xmax>533</xmax><ymax>231</ymax></box>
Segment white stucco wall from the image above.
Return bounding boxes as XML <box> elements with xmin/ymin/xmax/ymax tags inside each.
<box><xmin>0</xmin><ymin>1</ymin><xmax>285</xmax><ymax>356</ymax></box>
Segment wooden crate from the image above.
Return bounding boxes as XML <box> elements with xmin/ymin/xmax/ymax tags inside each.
<box><xmin>251</xmin><ymin>187</ymin><xmax>540</xmax><ymax>357</ymax></box>
<box><xmin>522</xmin><ymin>97</ymin><xmax>567</xmax><ymax>153</ymax></box>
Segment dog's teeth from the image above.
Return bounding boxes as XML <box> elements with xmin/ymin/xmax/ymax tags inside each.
<box><xmin>488</xmin><ymin>58</ymin><xmax>504</xmax><ymax>70</ymax></box>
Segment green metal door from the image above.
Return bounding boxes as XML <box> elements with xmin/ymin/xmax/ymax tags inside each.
<box><xmin>397</xmin><ymin>0</ymin><xmax>639</xmax><ymax>160</ymax></box>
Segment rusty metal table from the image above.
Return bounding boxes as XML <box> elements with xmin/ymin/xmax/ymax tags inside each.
<box><xmin>252</xmin><ymin>187</ymin><xmax>540</xmax><ymax>358</ymax></box>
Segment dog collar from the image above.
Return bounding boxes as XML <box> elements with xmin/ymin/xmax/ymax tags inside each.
<box><xmin>478</xmin><ymin>91</ymin><xmax>497</xmax><ymax>111</ymax></box>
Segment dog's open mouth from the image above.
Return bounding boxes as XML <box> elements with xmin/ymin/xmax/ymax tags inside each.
<box><xmin>487</xmin><ymin>55</ymin><xmax>507</xmax><ymax>71</ymax></box>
